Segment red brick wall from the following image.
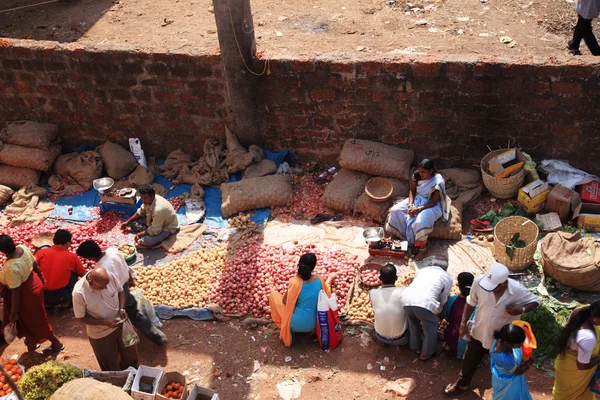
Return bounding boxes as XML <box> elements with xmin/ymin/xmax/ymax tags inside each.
<box><xmin>1</xmin><ymin>40</ymin><xmax>599</xmax><ymax>176</ymax></box>
<box><xmin>256</xmin><ymin>55</ymin><xmax>600</xmax><ymax>176</ymax></box>
<box><xmin>0</xmin><ymin>40</ymin><xmax>229</xmax><ymax>157</ymax></box>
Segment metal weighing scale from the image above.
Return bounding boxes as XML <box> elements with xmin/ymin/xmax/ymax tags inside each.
<box><xmin>363</xmin><ymin>227</ymin><xmax>408</xmax><ymax>259</ymax></box>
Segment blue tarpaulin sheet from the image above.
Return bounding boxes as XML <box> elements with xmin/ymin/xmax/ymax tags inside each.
<box><xmin>50</xmin><ymin>149</ymin><xmax>291</xmax><ymax>227</ymax></box>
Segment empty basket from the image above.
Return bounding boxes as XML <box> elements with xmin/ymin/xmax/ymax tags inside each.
<box><xmin>365</xmin><ymin>177</ymin><xmax>393</xmax><ymax>203</ymax></box>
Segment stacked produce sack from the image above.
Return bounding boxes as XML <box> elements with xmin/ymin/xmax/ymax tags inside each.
<box><xmin>0</xmin><ymin>121</ymin><xmax>62</xmax><ymax>189</ymax></box>
<box><xmin>322</xmin><ymin>139</ymin><xmax>414</xmax><ymax>217</ymax></box>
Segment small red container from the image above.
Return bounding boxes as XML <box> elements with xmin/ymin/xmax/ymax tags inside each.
<box><xmin>581</xmin><ymin>181</ymin><xmax>600</xmax><ymax>204</ymax></box>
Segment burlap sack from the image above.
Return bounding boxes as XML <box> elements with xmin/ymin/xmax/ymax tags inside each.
<box><xmin>97</xmin><ymin>141</ymin><xmax>138</xmax><ymax>180</ymax></box>
<box><xmin>48</xmin><ymin>174</ymin><xmax>85</xmax><ymax>197</ymax></box>
<box><xmin>0</xmin><ymin>184</ymin><xmax>14</xmax><ymax>205</ymax></box>
<box><xmin>225</xmin><ymin>127</ymin><xmax>253</xmax><ymax>173</ymax></box>
<box><xmin>541</xmin><ymin>231</ymin><xmax>600</xmax><ymax>292</ymax></box>
<box><xmin>249</xmin><ymin>145</ymin><xmax>264</xmax><ymax>163</ymax></box>
<box><xmin>0</xmin><ymin>144</ymin><xmax>61</xmax><ymax>171</ymax></box>
<box><xmin>128</xmin><ymin>165</ymin><xmax>154</xmax><ymax>187</ymax></box>
<box><xmin>157</xmin><ymin>149</ymin><xmax>194</xmax><ymax>179</ymax></box>
<box><xmin>0</xmin><ymin>121</ymin><xmax>58</xmax><ymax>149</ymax></box>
<box><xmin>430</xmin><ymin>202</ymin><xmax>463</xmax><ymax>240</ymax></box>
<box><xmin>322</xmin><ymin>169</ymin><xmax>371</xmax><ymax>212</ymax></box>
<box><xmin>54</xmin><ymin>151</ymin><xmax>103</xmax><ymax>191</ymax></box>
<box><xmin>191</xmin><ymin>182</ymin><xmax>204</xmax><ymax>198</ymax></box>
<box><xmin>152</xmin><ymin>183</ymin><xmax>168</xmax><ymax>197</ymax></box>
<box><xmin>439</xmin><ymin>168</ymin><xmax>482</xmax><ymax>205</ymax></box>
<box><xmin>338</xmin><ymin>139</ymin><xmax>414</xmax><ymax>180</ymax></box>
<box><xmin>51</xmin><ymin>378</ymin><xmax>134</xmax><ymax>400</ymax></box>
<box><xmin>221</xmin><ymin>174</ymin><xmax>293</xmax><ymax>217</ymax></box>
<box><xmin>0</xmin><ymin>164</ymin><xmax>40</xmax><ymax>189</ymax></box>
<box><xmin>243</xmin><ymin>160</ymin><xmax>277</xmax><ymax>179</ymax></box>
<box><xmin>353</xmin><ymin>178</ymin><xmax>410</xmax><ymax>222</ymax></box>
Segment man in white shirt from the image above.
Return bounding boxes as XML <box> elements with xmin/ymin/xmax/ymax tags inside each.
<box><xmin>77</xmin><ymin>240</ymin><xmax>167</xmax><ymax>345</ymax></box>
<box><xmin>72</xmin><ymin>267</ymin><xmax>139</xmax><ymax>371</ymax></box>
<box><xmin>568</xmin><ymin>0</ymin><xmax>600</xmax><ymax>55</ymax></box>
<box><xmin>444</xmin><ymin>262</ymin><xmax>540</xmax><ymax>395</ymax></box>
<box><xmin>369</xmin><ymin>264</ymin><xmax>409</xmax><ymax>346</ymax></box>
<box><xmin>402</xmin><ymin>261</ymin><xmax>452</xmax><ymax>361</ymax></box>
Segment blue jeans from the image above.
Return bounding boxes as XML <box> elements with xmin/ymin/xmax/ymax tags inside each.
<box><xmin>405</xmin><ymin>305</ymin><xmax>439</xmax><ymax>357</ymax></box>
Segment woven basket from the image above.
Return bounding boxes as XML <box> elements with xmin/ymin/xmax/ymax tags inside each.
<box><xmin>493</xmin><ymin>216</ymin><xmax>539</xmax><ymax>271</ymax></box>
<box><xmin>480</xmin><ymin>149</ymin><xmax>525</xmax><ymax>199</ymax></box>
<box><xmin>359</xmin><ymin>263</ymin><xmax>383</xmax><ymax>287</ymax></box>
<box><xmin>365</xmin><ymin>177</ymin><xmax>393</xmax><ymax>203</ymax></box>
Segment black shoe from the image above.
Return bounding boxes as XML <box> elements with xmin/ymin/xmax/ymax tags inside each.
<box><xmin>568</xmin><ymin>40</ymin><xmax>582</xmax><ymax>55</ymax></box>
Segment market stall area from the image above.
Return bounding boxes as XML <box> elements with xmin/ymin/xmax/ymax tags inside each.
<box><xmin>0</xmin><ymin>121</ymin><xmax>598</xmax><ymax>399</ymax></box>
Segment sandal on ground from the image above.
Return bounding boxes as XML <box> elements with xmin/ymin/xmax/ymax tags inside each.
<box><xmin>42</xmin><ymin>344</ymin><xmax>65</xmax><ymax>356</ymax></box>
<box><xmin>332</xmin><ymin>213</ymin><xmax>343</xmax><ymax>221</ymax></box>
<box><xmin>444</xmin><ymin>383</ymin><xmax>469</xmax><ymax>396</ymax></box>
<box><xmin>310</xmin><ymin>213</ymin><xmax>333</xmax><ymax>225</ymax></box>
<box><xmin>419</xmin><ymin>354</ymin><xmax>434</xmax><ymax>361</ymax></box>
<box><xmin>26</xmin><ymin>344</ymin><xmax>41</xmax><ymax>353</ymax></box>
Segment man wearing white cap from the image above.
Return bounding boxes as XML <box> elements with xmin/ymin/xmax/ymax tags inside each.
<box><xmin>444</xmin><ymin>262</ymin><xmax>540</xmax><ymax>396</ymax></box>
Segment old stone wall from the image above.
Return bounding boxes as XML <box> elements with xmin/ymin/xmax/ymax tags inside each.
<box><xmin>1</xmin><ymin>40</ymin><xmax>599</xmax><ymax>175</ymax></box>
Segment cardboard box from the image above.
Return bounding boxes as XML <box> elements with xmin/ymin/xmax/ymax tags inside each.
<box><xmin>488</xmin><ymin>148</ymin><xmax>526</xmax><ymax>178</ymax></box>
<box><xmin>186</xmin><ymin>384</ymin><xmax>220</xmax><ymax>400</ymax></box>
<box><xmin>544</xmin><ymin>184</ymin><xmax>582</xmax><ymax>221</ymax></box>
<box><xmin>99</xmin><ymin>193</ymin><xmax>137</xmax><ymax>205</ymax></box>
<box><xmin>157</xmin><ymin>372</ymin><xmax>188</xmax><ymax>400</ymax></box>
<box><xmin>575</xmin><ymin>203</ymin><xmax>600</xmax><ymax>232</ymax></box>
<box><xmin>536</xmin><ymin>212</ymin><xmax>562</xmax><ymax>231</ymax></box>
<box><xmin>518</xmin><ymin>180</ymin><xmax>550</xmax><ymax>213</ymax></box>
<box><xmin>131</xmin><ymin>365</ymin><xmax>163</xmax><ymax>400</ymax></box>
<box><xmin>581</xmin><ymin>181</ymin><xmax>600</xmax><ymax>204</ymax></box>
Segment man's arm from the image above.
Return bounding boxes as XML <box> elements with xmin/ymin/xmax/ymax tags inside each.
<box><xmin>121</xmin><ymin>211</ymin><xmax>143</xmax><ymax>228</ymax></box>
<box><xmin>77</xmin><ymin>315</ymin><xmax>117</xmax><ymax>328</ymax></box>
<box><xmin>145</xmin><ymin>209</ymin><xmax>167</xmax><ymax>236</ymax></box>
<box><xmin>72</xmin><ymin>254</ymin><xmax>87</xmax><ymax>276</ymax></box>
<box><xmin>438</xmin><ymin>276</ymin><xmax>453</xmax><ymax>311</ymax></box>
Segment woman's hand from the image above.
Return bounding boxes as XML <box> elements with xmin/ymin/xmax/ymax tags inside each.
<box><xmin>408</xmin><ymin>205</ymin><xmax>421</xmax><ymax>217</ymax></box>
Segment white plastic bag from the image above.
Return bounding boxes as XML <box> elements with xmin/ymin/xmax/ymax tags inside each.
<box><xmin>128</xmin><ymin>138</ymin><xmax>147</xmax><ymax>168</ymax></box>
<box><xmin>3</xmin><ymin>322</ymin><xmax>17</xmax><ymax>344</ymax></box>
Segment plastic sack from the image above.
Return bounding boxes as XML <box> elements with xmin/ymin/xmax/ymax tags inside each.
<box><xmin>315</xmin><ymin>291</ymin><xmax>343</xmax><ymax>352</ymax></box>
<box><xmin>121</xmin><ymin>320</ymin><xmax>140</xmax><ymax>347</ymax></box>
<box><xmin>4</xmin><ymin>322</ymin><xmax>17</xmax><ymax>344</ymax></box>
<box><xmin>591</xmin><ymin>369</ymin><xmax>600</xmax><ymax>394</ymax></box>
<box><xmin>129</xmin><ymin>138</ymin><xmax>147</xmax><ymax>168</ymax></box>
<box><xmin>512</xmin><ymin>320</ymin><xmax>537</xmax><ymax>361</ymax></box>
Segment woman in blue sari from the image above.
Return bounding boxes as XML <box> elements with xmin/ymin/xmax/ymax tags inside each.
<box><xmin>442</xmin><ymin>272</ymin><xmax>476</xmax><ymax>359</ymax></box>
<box><xmin>490</xmin><ymin>324</ymin><xmax>534</xmax><ymax>400</ymax></box>
<box><xmin>386</xmin><ymin>159</ymin><xmax>451</xmax><ymax>261</ymax></box>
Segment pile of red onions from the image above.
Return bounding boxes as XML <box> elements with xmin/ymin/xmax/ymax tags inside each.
<box><xmin>360</xmin><ymin>269</ymin><xmax>381</xmax><ymax>286</ymax></box>
<box><xmin>210</xmin><ymin>240</ymin><xmax>360</xmax><ymax>317</ymax></box>
<box><xmin>272</xmin><ymin>175</ymin><xmax>332</xmax><ymax>222</ymax></box>
<box><xmin>168</xmin><ymin>197</ymin><xmax>183</xmax><ymax>212</ymax></box>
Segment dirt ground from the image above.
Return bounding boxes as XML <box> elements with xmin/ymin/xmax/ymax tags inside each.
<box><xmin>3</xmin><ymin>311</ymin><xmax>555</xmax><ymax>400</ymax></box>
<box><xmin>0</xmin><ymin>0</ymin><xmax>596</xmax><ymax>57</ymax></box>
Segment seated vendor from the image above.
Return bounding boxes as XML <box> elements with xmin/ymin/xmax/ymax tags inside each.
<box><xmin>35</xmin><ymin>229</ymin><xmax>86</xmax><ymax>309</ymax></box>
<box><xmin>121</xmin><ymin>184</ymin><xmax>179</xmax><ymax>247</ymax></box>
<box><xmin>385</xmin><ymin>159</ymin><xmax>451</xmax><ymax>261</ymax></box>
<box><xmin>369</xmin><ymin>264</ymin><xmax>409</xmax><ymax>346</ymax></box>
<box><xmin>269</xmin><ymin>253</ymin><xmax>336</xmax><ymax>347</ymax></box>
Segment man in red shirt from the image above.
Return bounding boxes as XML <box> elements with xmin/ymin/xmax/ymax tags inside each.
<box><xmin>35</xmin><ymin>229</ymin><xmax>87</xmax><ymax>309</ymax></box>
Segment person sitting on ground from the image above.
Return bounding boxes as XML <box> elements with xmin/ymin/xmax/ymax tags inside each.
<box><xmin>385</xmin><ymin>159</ymin><xmax>451</xmax><ymax>261</ymax></box>
<box><xmin>490</xmin><ymin>323</ymin><xmax>534</xmax><ymax>400</ymax></box>
<box><xmin>269</xmin><ymin>253</ymin><xmax>336</xmax><ymax>347</ymax></box>
<box><xmin>77</xmin><ymin>240</ymin><xmax>167</xmax><ymax>345</ymax></box>
<box><xmin>0</xmin><ymin>235</ymin><xmax>64</xmax><ymax>355</ymax></box>
<box><xmin>552</xmin><ymin>300</ymin><xmax>600</xmax><ymax>400</ymax></box>
<box><xmin>35</xmin><ymin>229</ymin><xmax>87</xmax><ymax>309</ymax></box>
<box><xmin>402</xmin><ymin>259</ymin><xmax>452</xmax><ymax>361</ymax></box>
<box><xmin>73</xmin><ymin>267</ymin><xmax>139</xmax><ymax>371</ymax></box>
<box><xmin>121</xmin><ymin>184</ymin><xmax>179</xmax><ymax>247</ymax></box>
<box><xmin>442</xmin><ymin>272</ymin><xmax>476</xmax><ymax>359</ymax></box>
<box><xmin>369</xmin><ymin>263</ymin><xmax>409</xmax><ymax>347</ymax></box>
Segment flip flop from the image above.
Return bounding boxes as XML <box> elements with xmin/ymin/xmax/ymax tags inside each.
<box><xmin>42</xmin><ymin>344</ymin><xmax>65</xmax><ymax>356</ymax></box>
<box><xmin>472</xmin><ymin>227</ymin><xmax>493</xmax><ymax>233</ymax></box>
<box><xmin>444</xmin><ymin>383</ymin><xmax>469</xmax><ymax>396</ymax></box>
<box><xmin>310</xmin><ymin>213</ymin><xmax>333</xmax><ymax>225</ymax></box>
<box><xmin>470</xmin><ymin>219</ymin><xmax>491</xmax><ymax>226</ymax></box>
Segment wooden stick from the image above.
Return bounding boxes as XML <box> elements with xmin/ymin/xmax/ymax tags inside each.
<box><xmin>486</xmin><ymin>145</ymin><xmax>493</xmax><ymax>153</ymax></box>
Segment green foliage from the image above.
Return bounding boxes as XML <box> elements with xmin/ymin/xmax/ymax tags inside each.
<box><xmin>18</xmin><ymin>361</ymin><xmax>83</xmax><ymax>400</ymax></box>
<box><xmin>506</xmin><ymin>232</ymin><xmax>527</xmax><ymax>260</ymax></box>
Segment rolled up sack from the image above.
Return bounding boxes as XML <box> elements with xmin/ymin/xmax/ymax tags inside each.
<box><xmin>0</xmin><ymin>164</ymin><xmax>40</xmax><ymax>189</ymax></box>
<box><xmin>338</xmin><ymin>139</ymin><xmax>415</xmax><ymax>180</ymax></box>
<box><xmin>0</xmin><ymin>185</ymin><xmax>14</xmax><ymax>205</ymax></box>
<box><xmin>54</xmin><ymin>151</ymin><xmax>103</xmax><ymax>191</ymax></box>
<box><xmin>0</xmin><ymin>144</ymin><xmax>61</xmax><ymax>171</ymax></box>
<box><xmin>128</xmin><ymin>165</ymin><xmax>154</xmax><ymax>187</ymax></box>
<box><xmin>221</xmin><ymin>174</ymin><xmax>293</xmax><ymax>218</ymax></box>
<box><xmin>97</xmin><ymin>141</ymin><xmax>138</xmax><ymax>180</ymax></box>
<box><xmin>243</xmin><ymin>159</ymin><xmax>277</xmax><ymax>179</ymax></box>
<box><xmin>0</xmin><ymin>121</ymin><xmax>58</xmax><ymax>149</ymax></box>
<box><xmin>323</xmin><ymin>169</ymin><xmax>371</xmax><ymax>213</ymax></box>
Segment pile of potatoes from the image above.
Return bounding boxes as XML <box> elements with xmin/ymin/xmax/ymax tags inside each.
<box><xmin>228</xmin><ymin>213</ymin><xmax>256</xmax><ymax>229</ymax></box>
<box><xmin>346</xmin><ymin>287</ymin><xmax>375</xmax><ymax>323</ymax></box>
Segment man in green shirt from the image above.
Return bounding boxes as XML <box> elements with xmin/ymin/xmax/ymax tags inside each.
<box><xmin>121</xmin><ymin>185</ymin><xmax>179</xmax><ymax>247</ymax></box>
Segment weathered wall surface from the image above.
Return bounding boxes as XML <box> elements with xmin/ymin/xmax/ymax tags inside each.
<box><xmin>0</xmin><ymin>41</ymin><xmax>229</xmax><ymax>157</ymax></box>
<box><xmin>256</xmin><ymin>55</ymin><xmax>600</xmax><ymax>175</ymax></box>
<box><xmin>1</xmin><ymin>40</ymin><xmax>599</xmax><ymax>175</ymax></box>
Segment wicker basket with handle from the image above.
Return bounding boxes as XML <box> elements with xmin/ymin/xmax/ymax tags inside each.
<box><xmin>493</xmin><ymin>216</ymin><xmax>539</xmax><ymax>271</ymax></box>
<box><xmin>480</xmin><ymin>149</ymin><xmax>525</xmax><ymax>199</ymax></box>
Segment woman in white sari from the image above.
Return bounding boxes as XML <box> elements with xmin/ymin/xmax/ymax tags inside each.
<box><xmin>385</xmin><ymin>159</ymin><xmax>451</xmax><ymax>261</ymax></box>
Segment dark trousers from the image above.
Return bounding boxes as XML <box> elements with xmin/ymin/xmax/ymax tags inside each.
<box><xmin>123</xmin><ymin>284</ymin><xmax>166</xmax><ymax>345</ymax></box>
<box><xmin>572</xmin><ymin>14</ymin><xmax>600</xmax><ymax>55</ymax></box>
<box><xmin>43</xmin><ymin>272</ymin><xmax>79</xmax><ymax>306</ymax></box>
<box><xmin>89</xmin><ymin>323</ymin><xmax>139</xmax><ymax>371</ymax></box>
<box><xmin>456</xmin><ymin>337</ymin><xmax>488</xmax><ymax>387</ymax></box>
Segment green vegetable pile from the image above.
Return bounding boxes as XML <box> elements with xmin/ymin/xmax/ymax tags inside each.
<box><xmin>18</xmin><ymin>361</ymin><xmax>83</xmax><ymax>400</ymax></box>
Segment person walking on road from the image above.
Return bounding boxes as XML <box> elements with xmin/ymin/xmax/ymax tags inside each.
<box><xmin>569</xmin><ymin>0</ymin><xmax>600</xmax><ymax>55</ymax></box>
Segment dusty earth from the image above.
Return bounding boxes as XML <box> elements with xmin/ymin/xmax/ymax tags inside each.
<box><xmin>3</xmin><ymin>311</ymin><xmax>555</xmax><ymax>400</ymax></box>
<box><xmin>0</xmin><ymin>0</ymin><xmax>597</xmax><ymax>57</ymax></box>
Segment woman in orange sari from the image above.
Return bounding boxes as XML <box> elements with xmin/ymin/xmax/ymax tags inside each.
<box><xmin>269</xmin><ymin>253</ymin><xmax>336</xmax><ymax>347</ymax></box>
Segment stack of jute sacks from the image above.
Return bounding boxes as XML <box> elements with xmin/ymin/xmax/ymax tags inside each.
<box><xmin>0</xmin><ymin>121</ymin><xmax>62</xmax><ymax>189</ymax></box>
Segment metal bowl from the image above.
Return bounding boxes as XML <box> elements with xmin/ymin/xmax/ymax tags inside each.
<box><xmin>93</xmin><ymin>177</ymin><xmax>115</xmax><ymax>192</ymax></box>
<box><xmin>363</xmin><ymin>227</ymin><xmax>384</xmax><ymax>244</ymax></box>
